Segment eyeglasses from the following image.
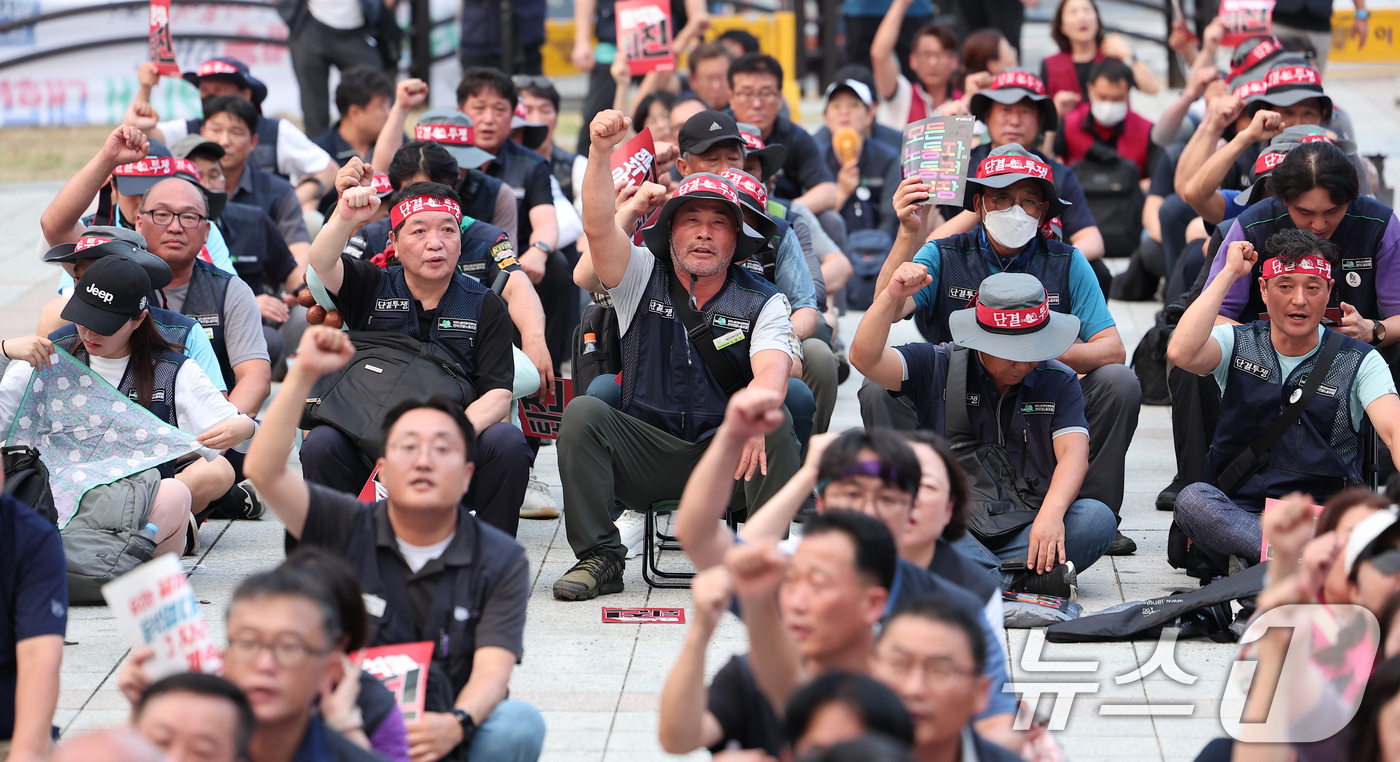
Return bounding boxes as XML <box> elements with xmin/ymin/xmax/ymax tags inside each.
<box><xmin>875</xmin><ymin>652</ymin><xmax>978</xmax><ymax>684</ymax></box>
<box><xmin>225</xmin><ymin>635</ymin><xmax>329</xmax><ymax>668</ymax></box>
<box><xmin>141</xmin><ymin>209</ymin><xmax>207</xmax><ymax>229</ymax></box>
<box><xmin>511</xmin><ymin>74</ymin><xmax>554</xmax><ymax>90</ymax></box>
<box><xmin>984</xmin><ymin>193</ymin><xmax>1046</xmax><ymax>216</ymax></box>
<box><xmin>732</xmin><ymin>90</ymin><xmax>782</xmax><ymax>104</ymax></box>
<box><xmin>385</xmin><ymin>439</ymin><xmax>465</xmax><ymax>463</ymax></box>
<box><xmin>822</xmin><ymin>487</ymin><xmax>914</xmax><ymax>516</ymax></box>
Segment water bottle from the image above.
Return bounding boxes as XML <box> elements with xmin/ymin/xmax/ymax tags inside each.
<box><xmin>129</xmin><ymin>522</ymin><xmax>159</xmax><ymax>562</ymax></box>
<box><xmin>583</xmin><ymin>332</ymin><xmax>598</xmax><ymax>355</ymax></box>
<box><xmin>137</xmin><ymin>522</ymin><xmax>158</xmax><ymax>542</ymax></box>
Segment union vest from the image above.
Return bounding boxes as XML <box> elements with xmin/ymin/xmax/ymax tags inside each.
<box><xmin>1232</xmin><ymin>195</ymin><xmax>1392</xmax><ymax>322</ymax></box>
<box><xmin>740</xmin><ymin>215</ymin><xmax>792</xmax><ymax>284</ymax></box>
<box><xmin>219</xmin><ymin>200</ymin><xmax>291</xmax><ymax>295</ymax></box>
<box><xmin>548</xmin><ymin>146</ymin><xmax>579</xmax><ymax>202</ymax></box>
<box><xmin>164</xmin><ymin>260</ymin><xmax>236</xmax><ymax>389</ymax></box>
<box><xmin>364</xmin><ymin>267</ymin><xmax>488</xmax><ymax>379</ymax></box>
<box><xmin>50</xmin><ymin>306</ymin><xmax>195</xmax><ymax>357</ymax></box>
<box><xmin>51</xmin><ymin>334</ymin><xmax>187</xmax><ymax>427</ymax></box>
<box><xmin>1043</xmin><ymin>51</ymin><xmax>1103</xmax><ymax>99</ymax></box>
<box><xmin>186</xmin><ymin>117</ymin><xmax>283</xmax><ymax>180</ymax></box>
<box><xmin>1205</xmin><ymin>322</ymin><xmax>1372</xmax><ymax>510</ymax></box>
<box><xmin>457</xmin><ymin>169</ymin><xmax>504</xmax><ymax>225</ymax></box>
<box><xmin>620</xmin><ymin>262</ymin><xmax>782</xmax><ymax>443</ymax></box>
<box><xmin>919</xmin><ymin>229</ymin><xmax>1075</xmax><ymax>343</ymax></box>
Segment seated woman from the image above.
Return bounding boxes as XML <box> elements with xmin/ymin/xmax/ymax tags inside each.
<box><xmin>1042</xmin><ymin>0</ymin><xmax>1159</xmax><ymax>119</ymax></box>
<box><xmin>0</xmin><ymin>256</ymin><xmax>255</xmax><ymax>555</ymax></box>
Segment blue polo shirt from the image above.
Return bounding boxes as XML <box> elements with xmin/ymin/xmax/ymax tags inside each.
<box><xmin>0</xmin><ymin>493</ymin><xmax>67</xmax><ymax>740</ymax></box>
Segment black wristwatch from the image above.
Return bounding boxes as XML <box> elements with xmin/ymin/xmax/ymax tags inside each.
<box><xmin>450</xmin><ymin>709</ymin><xmax>478</xmax><ymax>745</ymax></box>
<box><xmin>1372</xmin><ymin>319</ymin><xmax>1387</xmax><ymax>346</ymax></box>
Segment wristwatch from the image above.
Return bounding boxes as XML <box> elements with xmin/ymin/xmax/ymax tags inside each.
<box><xmin>1371</xmin><ymin>319</ymin><xmax>1387</xmax><ymax>346</ymax></box>
<box><xmin>529</xmin><ymin>240</ymin><xmax>554</xmax><ymax>256</ymax></box>
<box><xmin>450</xmin><ymin>709</ymin><xmax>478</xmax><ymax>745</ymax></box>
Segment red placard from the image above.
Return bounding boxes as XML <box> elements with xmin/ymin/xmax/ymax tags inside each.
<box><xmin>352</xmin><ymin>642</ymin><xmax>435</xmax><ymax>723</ymax></box>
<box><xmin>602</xmin><ymin>607</ymin><xmax>687</xmax><ymax>623</ymax></box>
<box><xmin>148</xmin><ymin>0</ymin><xmax>180</xmax><ymax>76</ymax></box>
<box><xmin>518</xmin><ymin>378</ymin><xmax>574</xmax><ymax>439</ymax></box>
<box><xmin>1220</xmin><ymin>0</ymin><xmax>1275</xmax><ymax>47</ymax></box>
<box><xmin>616</xmin><ymin>0</ymin><xmax>675</xmax><ymax>76</ymax></box>
<box><xmin>610</xmin><ymin>128</ymin><xmax>657</xmax><ymax>190</ymax></box>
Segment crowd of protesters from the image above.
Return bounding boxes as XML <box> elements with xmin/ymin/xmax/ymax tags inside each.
<box><xmin>2</xmin><ymin>0</ymin><xmax>1400</xmax><ymax>759</ymax></box>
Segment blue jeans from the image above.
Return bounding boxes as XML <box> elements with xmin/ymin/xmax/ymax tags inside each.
<box><xmin>1173</xmin><ymin>482</ymin><xmax>1262</xmax><ymax>569</ymax></box>
<box><xmin>952</xmin><ymin>499</ymin><xmax>1118</xmax><ymax>585</ymax></box>
<box><xmin>466</xmin><ymin>699</ymin><xmax>545</xmax><ymax>761</ymax></box>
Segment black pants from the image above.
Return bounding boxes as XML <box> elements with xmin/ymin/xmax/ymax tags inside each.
<box><xmin>953</xmin><ymin>0</ymin><xmax>1026</xmax><ymax>52</ymax></box>
<box><xmin>576</xmin><ymin>64</ymin><xmax>619</xmax><ymax>159</ymax></box>
<box><xmin>538</xmin><ymin>246</ymin><xmax>580</xmax><ymax>367</ymax></box>
<box><xmin>842</xmin><ymin>14</ymin><xmax>932</xmax><ymax>85</ymax></box>
<box><xmin>462</xmin><ymin>46</ymin><xmax>543</xmax><ymax>76</ymax></box>
<box><xmin>1167</xmin><ymin>364</ymin><xmax>1220</xmax><ymax>492</ymax></box>
<box><xmin>289</xmin><ymin>17</ymin><xmax>380</xmax><ymax>139</ymax></box>
<box><xmin>299</xmin><ymin>423</ymin><xmax>533</xmax><ymax>537</ymax></box>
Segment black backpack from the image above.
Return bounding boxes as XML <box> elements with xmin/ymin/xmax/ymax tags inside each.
<box><xmin>2</xmin><ymin>445</ymin><xmax>57</xmax><ymax>526</ymax></box>
<box><xmin>572</xmin><ymin>302</ymin><xmax>623</xmax><ymax>396</ymax></box>
<box><xmin>1073</xmin><ymin>142</ymin><xmax>1144</xmax><ymax>258</ymax></box>
<box><xmin>844</xmin><ymin>229</ymin><xmax>895</xmax><ymax>310</ymax></box>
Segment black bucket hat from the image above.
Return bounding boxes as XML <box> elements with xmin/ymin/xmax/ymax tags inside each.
<box><xmin>641</xmin><ymin>172</ymin><xmax>768</xmax><ymax>265</ymax></box>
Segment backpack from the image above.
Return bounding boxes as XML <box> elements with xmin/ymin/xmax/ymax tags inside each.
<box><xmin>1167</xmin><ymin>520</ymin><xmax>1228</xmax><ymax>583</ymax></box>
<box><xmin>301</xmin><ymin>332</ymin><xmax>478</xmax><ymax>463</ymax></box>
<box><xmin>572</xmin><ymin>302</ymin><xmax>622</xmax><ymax>396</ymax></box>
<box><xmin>60</xmin><ymin>468</ymin><xmax>161</xmax><ymax>604</ymax></box>
<box><xmin>844</xmin><ymin>229</ymin><xmax>895</xmax><ymax>310</ymax></box>
<box><xmin>1072</xmin><ymin>142</ymin><xmax>1144</xmax><ymax>258</ymax></box>
<box><xmin>2</xmin><ymin>445</ymin><xmax>57</xmax><ymax>526</ymax></box>
<box><xmin>1131</xmin><ymin>320</ymin><xmax>1173</xmax><ymax>406</ymax></box>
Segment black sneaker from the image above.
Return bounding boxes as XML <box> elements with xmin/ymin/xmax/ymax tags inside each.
<box><xmin>208</xmin><ymin>483</ymin><xmax>266</xmax><ymax>521</ymax></box>
<box><xmin>1156</xmin><ymin>481</ymin><xmax>1186</xmax><ymax>511</ymax></box>
<box><xmin>552</xmin><ymin>551</ymin><xmax>625</xmax><ymax>600</ymax></box>
<box><xmin>1007</xmin><ymin>562</ymin><xmax>1078</xmax><ymax>600</ymax></box>
<box><xmin>1105</xmin><ymin>531</ymin><xmax>1137</xmax><ymax>556</ymax></box>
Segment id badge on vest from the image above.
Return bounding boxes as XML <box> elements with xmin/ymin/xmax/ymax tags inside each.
<box><xmin>191</xmin><ymin>314</ymin><xmax>220</xmax><ymax>340</ymax></box>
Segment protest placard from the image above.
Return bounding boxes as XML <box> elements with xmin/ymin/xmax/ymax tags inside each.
<box><xmin>616</xmin><ymin>0</ymin><xmax>675</xmax><ymax>75</ymax></box>
<box><xmin>102</xmin><ymin>555</ymin><xmax>222</xmax><ymax>680</ymax></box>
<box><xmin>519</xmin><ymin>378</ymin><xmax>574</xmax><ymax>440</ymax></box>
<box><xmin>610</xmin><ymin>128</ymin><xmax>657</xmax><ymax>190</ymax></box>
<box><xmin>148</xmin><ymin>0</ymin><xmax>180</xmax><ymax>76</ymax></box>
<box><xmin>1220</xmin><ymin>0</ymin><xmax>1275</xmax><ymax>47</ymax></box>
<box><xmin>901</xmin><ymin>116</ymin><xmax>975</xmax><ymax>207</ymax></box>
<box><xmin>353</xmin><ymin>641</ymin><xmax>435</xmax><ymax>723</ymax></box>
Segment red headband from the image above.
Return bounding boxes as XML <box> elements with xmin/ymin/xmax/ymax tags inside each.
<box><xmin>415</xmin><ymin>123</ymin><xmax>476</xmax><ymax>146</ymax></box>
<box><xmin>371</xmin><ymin>174</ymin><xmax>393</xmax><ymax>195</ymax></box>
<box><xmin>74</xmin><ymin>236</ymin><xmax>111</xmax><ymax>252</ymax></box>
<box><xmin>1231</xmin><ymin>37</ymin><xmax>1281</xmax><ymax>80</ymax></box>
<box><xmin>1232</xmin><ymin>79</ymin><xmax>1268</xmax><ymax>100</ymax></box>
<box><xmin>976</xmin><ymin>155</ymin><xmax>1053</xmax><ymax>182</ymax></box>
<box><xmin>1265</xmin><ymin>66</ymin><xmax>1322</xmax><ymax>90</ymax></box>
<box><xmin>976</xmin><ymin>298</ymin><xmax>1050</xmax><ymax>332</ymax></box>
<box><xmin>720</xmin><ymin>169</ymin><xmax>768</xmax><ymax>210</ymax></box>
<box><xmin>114</xmin><ymin>157</ymin><xmax>173</xmax><ymax>176</ymax></box>
<box><xmin>988</xmin><ymin>70</ymin><xmax>1047</xmax><ymax>96</ymax></box>
<box><xmin>196</xmin><ymin>60</ymin><xmax>239</xmax><ymax>77</ymax></box>
<box><xmin>740</xmin><ymin>132</ymin><xmax>765</xmax><ymax>150</ymax></box>
<box><xmin>389</xmin><ymin>194</ymin><xmax>463</xmax><ymax>229</ymax></box>
<box><xmin>675</xmin><ymin>174</ymin><xmax>739</xmax><ymax>205</ymax></box>
<box><xmin>1262</xmin><ymin>255</ymin><xmax>1332</xmax><ymax>281</ymax></box>
<box><xmin>172</xmin><ymin>157</ymin><xmax>201</xmax><ymax>181</ymax></box>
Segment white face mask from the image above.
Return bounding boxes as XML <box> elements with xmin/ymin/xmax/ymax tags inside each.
<box><xmin>982</xmin><ymin>205</ymin><xmax>1039</xmax><ymax>250</ymax></box>
<box><xmin>1090</xmin><ymin>100</ymin><xmax>1128</xmax><ymax>127</ymax></box>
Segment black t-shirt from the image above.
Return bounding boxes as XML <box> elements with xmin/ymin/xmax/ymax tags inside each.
<box><xmin>707</xmin><ymin>655</ymin><xmax>784</xmax><ymax>755</ymax></box>
<box><xmin>767</xmin><ymin>115</ymin><xmax>836</xmax><ymax>203</ymax></box>
<box><xmin>331</xmin><ymin>254</ymin><xmax>514</xmax><ymax>394</ymax></box>
<box><xmin>484</xmin><ymin>140</ymin><xmax>554</xmax><ymax>246</ymax></box>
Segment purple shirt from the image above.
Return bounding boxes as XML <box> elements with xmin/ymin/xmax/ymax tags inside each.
<box><xmin>1207</xmin><ymin>208</ymin><xmax>1400</xmax><ymax>320</ymax></box>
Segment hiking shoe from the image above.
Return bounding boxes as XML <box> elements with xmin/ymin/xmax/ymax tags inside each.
<box><xmin>553</xmin><ymin>551</ymin><xmax>625</xmax><ymax>600</ymax></box>
<box><xmin>1105</xmin><ymin>531</ymin><xmax>1137</xmax><ymax>556</ymax></box>
<box><xmin>209</xmin><ymin>483</ymin><xmax>265</xmax><ymax>521</ymax></box>
<box><xmin>519</xmin><ymin>469</ymin><xmax>559</xmax><ymax>520</ymax></box>
<box><xmin>1007</xmin><ymin>562</ymin><xmax>1078</xmax><ymax>601</ymax></box>
<box><xmin>1228</xmin><ymin>554</ymin><xmax>1251</xmax><ymax>576</ymax></box>
<box><xmin>615</xmin><ymin>510</ymin><xmax>646</xmax><ymax>559</ymax></box>
<box><xmin>1156</xmin><ymin>481</ymin><xmax>1185</xmax><ymax>511</ymax></box>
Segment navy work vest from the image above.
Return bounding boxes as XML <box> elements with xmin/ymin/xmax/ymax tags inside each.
<box><xmin>1205</xmin><ymin>322</ymin><xmax>1371</xmax><ymax>510</ymax></box>
<box><xmin>548</xmin><ymin>146</ymin><xmax>579</xmax><ymax>202</ymax></box>
<box><xmin>921</xmin><ymin>229</ymin><xmax>1075</xmax><ymax>344</ymax></box>
<box><xmin>457</xmin><ymin>169</ymin><xmax>504</xmax><ymax>225</ymax></box>
<box><xmin>740</xmin><ymin>215</ymin><xmax>792</xmax><ymax>284</ymax></box>
<box><xmin>51</xmin><ymin>334</ymin><xmax>186</xmax><ymax>426</ymax></box>
<box><xmin>1233</xmin><ymin>195</ymin><xmax>1391</xmax><ymax>322</ymax></box>
<box><xmin>187</xmin><ymin>117</ymin><xmax>282</xmax><ymax>180</ymax></box>
<box><xmin>620</xmin><ymin>261</ymin><xmax>781</xmax><ymax>443</ymax></box>
<box><xmin>162</xmin><ymin>260</ymin><xmax>236</xmax><ymax>389</ymax></box>
<box><xmin>364</xmin><ymin>267</ymin><xmax>488</xmax><ymax>378</ymax></box>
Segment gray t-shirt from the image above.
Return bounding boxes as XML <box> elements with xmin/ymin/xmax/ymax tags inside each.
<box><xmin>162</xmin><ymin>276</ymin><xmax>270</xmax><ymax>369</ymax></box>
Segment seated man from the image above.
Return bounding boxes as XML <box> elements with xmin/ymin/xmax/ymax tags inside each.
<box><xmin>132</xmin><ymin>673</ymin><xmax>255</xmax><ymax>762</ymax></box>
<box><xmin>728</xmin><ymin>54</ymin><xmax>836</xmax><ymax>214</ymax></box>
<box><xmin>118</xmin><ymin>568</ymin><xmax>382</xmax><ymax>762</ymax></box>
<box><xmin>1167</xmin><ymin>231</ymin><xmax>1400</xmax><ymax>569</ymax></box>
<box><xmin>245</xmin><ymin>326</ymin><xmax>546</xmax><ymax>762</ymax></box>
<box><xmin>852</xmin><ymin>268</ymin><xmax>1118</xmax><ymax>594</ymax></box>
<box><xmin>1053</xmin><ymin>59</ymin><xmax>1157</xmax><ymax>183</ymax></box>
<box><xmin>300</xmin><ymin>172</ymin><xmax>532</xmax><ymax>537</ymax></box>
<box><xmin>0</xmin><ymin>471</ymin><xmax>66</xmax><ymax>762</ymax></box>
<box><xmin>864</xmin><ymin>146</ymin><xmax>1139</xmax><ymax>556</ymax></box>
<box><xmin>552</xmin><ymin>109</ymin><xmax>801</xmax><ymax>600</ymax></box>
<box><xmin>314</xmin><ymin>66</ymin><xmax>396</xmax><ymax>167</ymax></box>
<box><xmin>820</xmin><ymin>79</ymin><xmax>902</xmax><ymax>238</ymax></box>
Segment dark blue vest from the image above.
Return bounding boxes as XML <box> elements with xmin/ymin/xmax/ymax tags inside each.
<box><xmin>920</xmin><ymin>229</ymin><xmax>1075</xmax><ymax>344</ymax></box>
<box><xmin>51</xmin><ymin>334</ymin><xmax>186</xmax><ymax>426</ymax></box>
<box><xmin>457</xmin><ymin>169</ymin><xmax>504</xmax><ymax>226</ymax></box>
<box><xmin>163</xmin><ymin>260</ymin><xmax>235</xmax><ymax>389</ymax></box>
<box><xmin>620</xmin><ymin>262</ymin><xmax>781</xmax><ymax>443</ymax></box>
<box><xmin>364</xmin><ymin>267</ymin><xmax>488</xmax><ymax>378</ymax></box>
<box><xmin>1205</xmin><ymin>323</ymin><xmax>1372</xmax><ymax>510</ymax></box>
<box><xmin>740</xmin><ymin>215</ymin><xmax>792</xmax><ymax>284</ymax></box>
<box><xmin>1234</xmin><ymin>195</ymin><xmax>1391</xmax><ymax>322</ymax></box>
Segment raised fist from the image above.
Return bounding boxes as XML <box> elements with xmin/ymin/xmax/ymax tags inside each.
<box><xmin>590</xmin><ymin>109</ymin><xmax>631</xmax><ymax>152</ymax></box>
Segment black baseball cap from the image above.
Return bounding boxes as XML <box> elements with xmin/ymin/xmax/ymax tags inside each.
<box><xmin>678</xmin><ymin>111</ymin><xmax>745</xmax><ymax>156</ymax></box>
<box><xmin>61</xmin><ymin>256</ymin><xmax>154</xmax><ymax>336</ymax></box>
